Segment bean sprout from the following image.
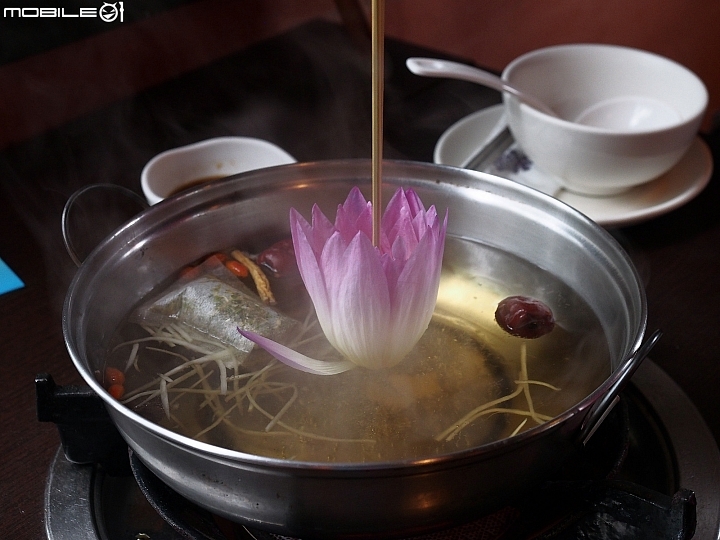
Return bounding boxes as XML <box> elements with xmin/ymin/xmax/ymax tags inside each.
<box><xmin>436</xmin><ymin>341</ymin><xmax>559</xmax><ymax>442</ymax></box>
<box><xmin>115</xmin><ymin>312</ymin><xmax>376</xmax><ymax>447</ymax></box>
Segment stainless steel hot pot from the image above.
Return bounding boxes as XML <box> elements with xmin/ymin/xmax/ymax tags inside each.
<box><xmin>63</xmin><ymin>160</ymin><xmax>653</xmax><ymax>538</ymax></box>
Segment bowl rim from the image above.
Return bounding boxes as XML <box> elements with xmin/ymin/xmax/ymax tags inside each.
<box><xmin>140</xmin><ymin>136</ymin><xmax>296</xmax><ymax>205</ymax></box>
<box><xmin>501</xmin><ymin>43</ymin><xmax>708</xmax><ymax>136</ymax></box>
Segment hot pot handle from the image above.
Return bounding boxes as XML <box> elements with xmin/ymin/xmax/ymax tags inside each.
<box><xmin>62</xmin><ymin>183</ymin><xmax>148</xmax><ymax>267</ymax></box>
<box><xmin>36</xmin><ymin>373</ymin><xmax>130</xmax><ymax>476</ymax></box>
<box><xmin>578</xmin><ymin>329</ymin><xmax>662</xmax><ymax>446</ymax></box>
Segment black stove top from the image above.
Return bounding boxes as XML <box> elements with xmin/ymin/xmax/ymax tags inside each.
<box><xmin>42</xmin><ymin>360</ymin><xmax>720</xmax><ymax>540</ymax></box>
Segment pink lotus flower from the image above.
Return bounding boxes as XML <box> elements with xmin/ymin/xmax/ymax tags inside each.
<box><xmin>239</xmin><ymin>186</ymin><xmax>447</xmax><ymax>373</ymax></box>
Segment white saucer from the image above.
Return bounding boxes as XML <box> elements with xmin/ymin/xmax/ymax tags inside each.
<box><xmin>434</xmin><ymin>105</ymin><xmax>713</xmax><ymax>227</ymax></box>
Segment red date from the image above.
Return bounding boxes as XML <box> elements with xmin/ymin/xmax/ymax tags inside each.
<box><xmin>257</xmin><ymin>238</ymin><xmax>298</xmax><ymax>278</ymax></box>
<box><xmin>495</xmin><ymin>296</ymin><xmax>555</xmax><ymax>339</ymax></box>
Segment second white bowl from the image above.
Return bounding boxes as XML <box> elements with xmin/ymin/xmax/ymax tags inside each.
<box><xmin>502</xmin><ymin>44</ymin><xmax>707</xmax><ymax>196</ymax></box>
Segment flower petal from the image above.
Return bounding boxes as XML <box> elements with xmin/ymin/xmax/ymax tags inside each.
<box><xmin>388</xmin><ymin>210</ymin><xmax>448</xmax><ymax>355</ymax></box>
<box><xmin>405</xmin><ymin>189</ymin><xmax>427</xmax><ymax>221</ymax></box>
<box><xmin>290</xmin><ymin>212</ymin><xmax>332</xmax><ymax>331</ymax></box>
<box><xmin>292</xmin><ymin>206</ymin><xmax>333</xmax><ymax>256</ymax></box>
<box><xmin>335</xmin><ymin>187</ymin><xmax>373</xmax><ymax>243</ymax></box>
<box><xmin>322</xmin><ymin>231</ymin><xmax>394</xmax><ymax>368</ymax></box>
<box><xmin>237</xmin><ymin>328</ymin><xmax>355</xmax><ymax>375</ymax></box>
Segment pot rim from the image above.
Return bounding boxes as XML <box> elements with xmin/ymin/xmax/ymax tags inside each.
<box><xmin>63</xmin><ymin>158</ymin><xmax>647</xmax><ymax>474</ymax></box>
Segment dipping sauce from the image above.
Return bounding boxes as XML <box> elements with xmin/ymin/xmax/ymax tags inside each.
<box><xmin>168</xmin><ymin>175</ymin><xmax>225</xmax><ymax>197</ymax></box>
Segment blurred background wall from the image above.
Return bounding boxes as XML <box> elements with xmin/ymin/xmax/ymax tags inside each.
<box><xmin>1</xmin><ymin>0</ymin><xmax>718</xmax><ymax>149</ymax></box>
<box><xmin>384</xmin><ymin>0</ymin><xmax>720</xmax><ymax>134</ymax></box>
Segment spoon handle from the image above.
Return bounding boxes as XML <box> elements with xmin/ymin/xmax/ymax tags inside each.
<box><xmin>406</xmin><ymin>57</ymin><xmax>557</xmax><ymax>117</ymax></box>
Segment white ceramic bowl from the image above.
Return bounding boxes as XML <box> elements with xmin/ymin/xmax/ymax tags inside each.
<box><xmin>502</xmin><ymin>44</ymin><xmax>707</xmax><ymax>196</ymax></box>
<box><xmin>141</xmin><ymin>136</ymin><xmax>296</xmax><ymax>205</ymax></box>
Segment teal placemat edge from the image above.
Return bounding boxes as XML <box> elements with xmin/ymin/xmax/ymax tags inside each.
<box><xmin>0</xmin><ymin>257</ymin><xmax>24</xmax><ymax>295</ymax></box>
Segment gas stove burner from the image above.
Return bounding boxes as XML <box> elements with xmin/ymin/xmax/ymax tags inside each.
<box><xmin>44</xmin><ymin>361</ymin><xmax>720</xmax><ymax>540</ymax></box>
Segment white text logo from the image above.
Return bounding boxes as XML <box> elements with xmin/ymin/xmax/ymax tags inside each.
<box><xmin>3</xmin><ymin>3</ymin><xmax>124</xmax><ymax>23</ymax></box>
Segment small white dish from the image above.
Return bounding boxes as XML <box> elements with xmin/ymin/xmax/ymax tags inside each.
<box><xmin>434</xmin><ymin>105</ymin><xmax>713</xmax><ymax>227</ymax></box>
<box><xmin>141</xmin><ymin>136</ymin><xmax>296</xmax><ymax>205</ymax></box>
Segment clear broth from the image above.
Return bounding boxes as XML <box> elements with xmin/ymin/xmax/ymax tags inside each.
<box><xmin>105</xmin><ymin>237</ymin><xmax>610</xmax><ymax>462</ymax></box>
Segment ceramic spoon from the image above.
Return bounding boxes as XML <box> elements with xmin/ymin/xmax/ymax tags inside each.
<box><xmin>405</xmin><ymin>57</ymin><xmax>559</xmax><ymax>118</ymax></box>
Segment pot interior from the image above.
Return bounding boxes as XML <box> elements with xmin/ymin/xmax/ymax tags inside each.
<box><xmin>63</xmin><ymin>159</ymin><xmax>646</xmax><ymax>463</ymax></box>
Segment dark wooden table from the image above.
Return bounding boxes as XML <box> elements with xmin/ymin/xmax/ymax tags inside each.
<box><xmin>1</xmin><ymin>20</ymin><xmax>718</xmax><ymax>539</ymax></box>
